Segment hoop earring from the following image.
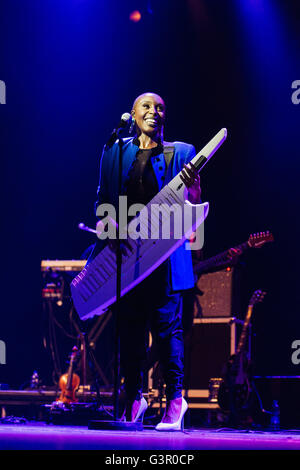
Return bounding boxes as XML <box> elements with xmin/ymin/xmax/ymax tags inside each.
<box><xmin>129</xmin><ymin>118</ymin><xmax>135</xmax><ymax>134</ymax></box>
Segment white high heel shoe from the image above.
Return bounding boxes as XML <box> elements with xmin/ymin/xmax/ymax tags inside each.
<box><xmin>155</xmin><ymin>397</ymin><xmax>188</xmax><ymax>431</ymax></box>
<box><xmin>133</xmin><ymin>396</ymin><xmax>148</xmax><ymax>423</ymax></box>
<box><xmin>121</xmin><ymin>396</ymin><xmax>148</xmax><ymax>423</ymax></box>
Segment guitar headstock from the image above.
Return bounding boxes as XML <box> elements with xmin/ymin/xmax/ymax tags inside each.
<box><xmin>249</xmin><ymin>289</ymin><xmax>266</xmax><ymax>306</ymax></box>
<box><xmin>247</xmin><ymin>231</ymin><xmax>274</xmax><ymax>249</ymax></box>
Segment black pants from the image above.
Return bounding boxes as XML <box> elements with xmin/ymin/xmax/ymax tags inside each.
<box><xmin>117</xmin><ymin>260</ymin><xmax>184</xmax><ymax>402</ymax></box>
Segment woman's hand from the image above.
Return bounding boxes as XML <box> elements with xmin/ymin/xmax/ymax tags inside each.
<box><xmin>180</xmin><ymin>162</ymin><xmax>201</xmax><ymax>203</ymax></box>
<box><xmin>108</xmin><ymin>239</ymin><xmax>133</xmax><ymax>257</ymax></box>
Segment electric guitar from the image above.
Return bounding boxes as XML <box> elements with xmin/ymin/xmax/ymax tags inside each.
<box><xmin>193</xmin><ymin>231</ymin><xmax>274</xmax><ymax>275</ymax></box>
<box><xmin>217</xmin><ymin>289</ymin><xmax>266</xmax><ymax>412</ymax></box>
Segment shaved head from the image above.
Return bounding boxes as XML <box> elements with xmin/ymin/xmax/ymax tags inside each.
<box><xmin>132</xmin><ymin>92</ymin><xmax>165</xmax><ymax>112</ymax></box>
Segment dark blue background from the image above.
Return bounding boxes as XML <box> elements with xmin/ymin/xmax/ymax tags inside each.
<box><xmin>0</xmin><ymin>0</ymin><xmax>300</xmax><ymax>387</ymax></box>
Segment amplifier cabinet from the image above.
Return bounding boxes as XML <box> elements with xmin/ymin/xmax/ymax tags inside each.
<box><xmin>193</xmin><ymin>267</ymin><xmax>241</xmax><ymax>317</ymax></box>
<box><xmin>183</xmin><ymin>317</ymin><xmax>244</xmax><ymax>391</ymax></box>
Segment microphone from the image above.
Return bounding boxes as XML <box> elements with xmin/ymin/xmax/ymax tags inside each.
<box><xmin>78</xmin><ymin>222</ymin><xmax>97</xmax><ymax>234</ymax></box>
<box><xmin>105</xmin><ymin>112</ymin><xmax>132</xmax><ymax>149</ymax></box>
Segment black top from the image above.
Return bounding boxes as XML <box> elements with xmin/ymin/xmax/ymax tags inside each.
<box><xmin>124</xmin><ymin>148</ymin><xmax>158</xmax><ymax>207</ymax></box>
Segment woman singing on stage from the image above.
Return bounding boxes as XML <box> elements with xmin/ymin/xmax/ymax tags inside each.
<box><xmin>93</xmin><ymin>92</ymin><xmax>201</xmax><ymax>430</ymax></box>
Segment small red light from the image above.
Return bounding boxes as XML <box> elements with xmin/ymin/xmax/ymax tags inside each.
<box><xmin>129</xmin><ymin>10</ymin><xmax>142</xmax><ymax>22</ymax></box>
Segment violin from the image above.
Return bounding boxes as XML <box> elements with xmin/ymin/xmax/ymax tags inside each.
<box><xmin>57</xmin><ymin>346</ymin><xmax>80</xmax><ymax>404</ymax></box>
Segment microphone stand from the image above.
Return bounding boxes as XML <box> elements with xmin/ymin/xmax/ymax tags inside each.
<box><xmin>113</xmin><ymin>137</ymin><xmax>123</xmax><ymax>422</ymax></box>
<box><xmin>89</xmin><ymin>131</ymin><xmax>143</xmax><ymax>431</ymax></box>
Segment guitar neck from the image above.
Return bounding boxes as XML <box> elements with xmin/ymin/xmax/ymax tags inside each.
<box><xmin>195</xmin><ymin>241</ymin><xmax>249</xmax><ymax>275</ymax></box>
<box><xmin>236</xmin><ymin>305</ymin><xmax>253</xmax><ymax>355</ymax></box>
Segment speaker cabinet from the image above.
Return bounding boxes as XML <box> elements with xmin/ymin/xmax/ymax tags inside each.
<box><xmin>183</xmin><ymin>317</ymin><xmax>244</xmax><ymax>390</ymax></box>
<box><xmin>193</xmin><ymin>267</ymin><xmax>241</xmax><ymax>317</ymax></box>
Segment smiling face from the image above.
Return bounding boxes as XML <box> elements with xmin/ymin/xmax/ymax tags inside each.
<box><xmin>132</xmin><ymin>93</ymin><xmax>166</xmax><ymax>140</ymax></box>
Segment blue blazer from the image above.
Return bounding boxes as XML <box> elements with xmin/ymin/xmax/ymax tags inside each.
<box><xmin>94</xmin><ymin>137</ymin><xmax>197</xmax><ymax>291</ymax></box>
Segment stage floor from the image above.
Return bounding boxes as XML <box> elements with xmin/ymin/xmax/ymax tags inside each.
<box><xmin>1</xmin><ymin>421</ymin><xmax>300</xmax><ymax>451</ymax></box>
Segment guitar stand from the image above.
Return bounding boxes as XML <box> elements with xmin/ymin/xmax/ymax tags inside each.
<box><xmin>77</xmin><ymin>332</ymin><xmax>102</xmax><ymax>405</ymax></box>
